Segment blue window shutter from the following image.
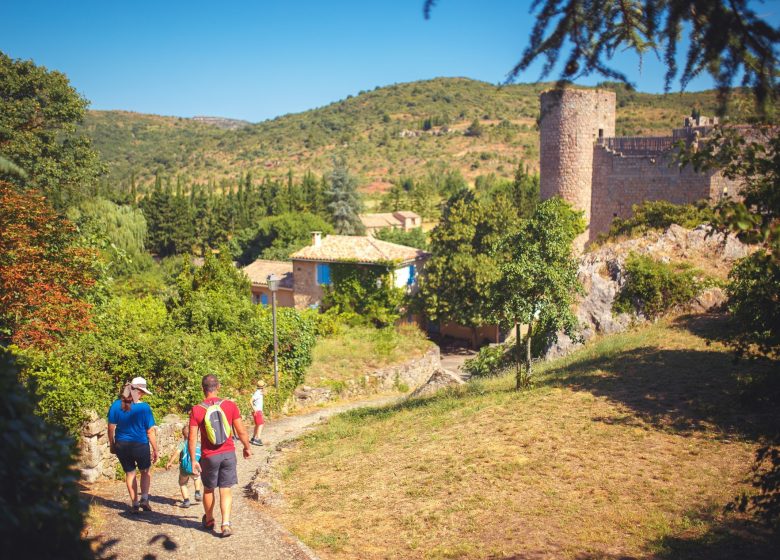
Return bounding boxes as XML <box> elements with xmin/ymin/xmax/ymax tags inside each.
<box><xmin>317</xmin><ymin>263</ymin><xmax>331</xmax><ymax>285</ymax></box>
<box><xmin>407</xmin><ymin>264</ymin><xmax>415</xmax><ymax>285</ymax></box>
<box><xmin>260</xmin><ymin>293</ymin><xmax>269</xmax><ymax>306</ymax></box>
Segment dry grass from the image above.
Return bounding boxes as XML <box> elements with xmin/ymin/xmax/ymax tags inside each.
<box><xmin>305</xmin><ymin>324</ymin><xmax>434</xmax><ymax>389</ymax></box>
<box><xmin>272</xmin><ymin>317</ymin><xmax>780</xmax><ymax>559</ymax></box>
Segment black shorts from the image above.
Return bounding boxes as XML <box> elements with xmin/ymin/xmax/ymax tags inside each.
<box><xmin>200</xmin><ymin>451</ymin><xmax>238</xmax><ymax>489</ymax></box>
<box><xmin>115</xmin><ymin>441</ymin><xmax>152</xmax><ymax>473</ymax></box>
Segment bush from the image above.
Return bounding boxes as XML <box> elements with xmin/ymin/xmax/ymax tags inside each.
<box><xmin>726</xmin><ymin>250</ymin><xmax>780</xmax><ymax>358</ymax></box>
<box><xmin>600</xmin><ymin>200</ymin><xmax>715</xmax><ymax>242</ymax></box>
<box><xmin>463</xmin><ymin>344</ymin><xmax>510</xmax><ymax>377</ymax></box>
<box><xmin>20</xmin><ymin>254</ymin><xmax>317</xmax><ymax>434</ymax></box>
<box><xmin>321</xmin><ymin>263</ymin><xmax>405</xmax><ymax>327</ymax></box>
<box><xmin>374</xmin><ymin>227</ymin><xmax>429</xmax><ymax>250</ymax></box>
<box><xmin>614</xmin><ymin>253</ymin><xmax>713</xmax><ymax>318</ymax></box>
<box><xmin>0</xmin><ymin>348</ymin><xmax>93</xmax><ymax>559</ymax></box>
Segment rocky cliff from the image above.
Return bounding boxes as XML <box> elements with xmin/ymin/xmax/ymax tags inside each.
<box><xmin>546</xmin><ymin>225</ymin><xmax>750</xmax><ymax>359</ymax></box>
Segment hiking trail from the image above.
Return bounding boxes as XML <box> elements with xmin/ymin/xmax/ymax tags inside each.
<box><xmin>86</xmin><ymin>395</ymin><xmax>398</xmax><ymax>560</ymax></box>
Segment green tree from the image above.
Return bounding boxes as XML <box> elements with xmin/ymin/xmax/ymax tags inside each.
<box><xmin>322</xmin><ymin>263</ymin><xmax>405</xmax><ymax>327</ymax></box>
<box><xmin>417</xmin><ymin>190</ymin><xmax>519</xmax><ymax>343</ymax></box>
<box><xmin>496</xmin><ymin>197</ymin><xmax>585</xmax><ymax>389</ymax></box>
<box><xmin>374</xmin><ymin>227</ymin><xmax>428</xmax><ymax>250</ymax></box>
<box><xmin>67</xmin><ymin>198</ymin><xmax>152</xmax><ymax>275</ymax></box>
<box><xmin>325</xmin><ymin>158</ymin><xmax>364</xmax><ymax>234</ymax></box>
<box><xmin>0</xmin><ymin>51</ymin><xmax>104</xmax><ymax>208</ymax></box>
<box><xmin>139</xmin><ymin>183</ymin><xmax>195</xmax><ymax>257</ymax></box>
<box><xmin>425</xmin><ymin>1</ymin><xmax>779</xmax><ymax>113</ymax></box>
<box><xmin>237</xmin><ymin>212</ymin><xmax>334</xmax><ymax>263</ymax></box>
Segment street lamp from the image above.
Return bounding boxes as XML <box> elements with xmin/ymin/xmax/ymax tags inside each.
<box><xmin>267</xmin><ymin>273</ymin><xmax>280</xmax><ymax>390</ymax></box>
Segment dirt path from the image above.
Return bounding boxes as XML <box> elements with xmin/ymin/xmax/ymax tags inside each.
<box><xmin>86</xmin><ymin>395</ymin><xmax>400</xmax><ymax>560</ymax></box>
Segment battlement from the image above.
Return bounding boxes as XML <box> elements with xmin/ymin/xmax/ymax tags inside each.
<box><xmin>597</xmin><ymin>136</ymin><xmax>675</xmax><ymax>156</ymax></box>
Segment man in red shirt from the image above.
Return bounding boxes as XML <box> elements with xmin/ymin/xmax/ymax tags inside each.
<box><xmin>189</xmin><ymin>374</ymin><xmax>252</xmax><ymax>537</ymax></box>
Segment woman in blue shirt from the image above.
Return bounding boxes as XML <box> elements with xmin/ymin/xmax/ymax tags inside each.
<box><xmin>107</xmin><ymin>376</ymin><xmax>158</xmax><ymax>513</ymax></box>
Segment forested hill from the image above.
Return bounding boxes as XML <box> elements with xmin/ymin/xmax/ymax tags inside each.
<box><xmin>81</xmin><ymin>77</ymin><xmax>745</xmax><ymax>193</ymax></box>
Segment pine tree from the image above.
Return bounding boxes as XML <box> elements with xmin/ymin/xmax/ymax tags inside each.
<box><xmin>325</xmin><ymin>158</ymin><xmax>364</xmax><ymax>235</ymax></box>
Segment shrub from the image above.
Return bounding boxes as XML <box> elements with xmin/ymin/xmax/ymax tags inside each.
<box><xmin>463</xmin><ymin>344</ymin><xmax>510</xmax><ymax>377</ymax></box>
<box><xmin>726</xmin><ymin>250</ymin><xmax>780</xmax><ymax>358</ymax></box>
<box><xmin>600</xmin><ymin>200</ymin><xmax>715</xmax><ymax>242</ymax></box>
<box><xmin>321</xmin><ymin>263</ymin><xmax>405</xmax><ymax>327</ymax></box>
<box><xmin>614</xmin><ymin>253</ymin><xmax>713</xmax><ymax>318</ymax></box>
<box><xmin>0</xmin><ymin>348</ymin><xmax>93</xmax><ymax>559</ymax></box>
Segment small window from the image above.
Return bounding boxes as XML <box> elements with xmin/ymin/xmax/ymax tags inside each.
<box><xmin>598</xmin><ymin>128</ymin><xmax>604</xmax><ymax>138</ymax></box>
<box><xmin>316</xmin><ymin>263</ymin><xmax>331</xmax><ymax>285</ymax></box>
<box><xmin>260</xmin><ymin>293</ymin><xmax>269</xmax><ymax>306</ymax></box>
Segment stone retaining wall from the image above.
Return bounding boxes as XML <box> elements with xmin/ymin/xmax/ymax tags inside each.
<box><xmin>79</xmin><ymin>412</ymin><xmax>187</xmax><ymax>483</ymax></box>
<box><xmin>289</xmin><ymin>346</ymin><xmax>441</xmax><ymax>409</ymax></box>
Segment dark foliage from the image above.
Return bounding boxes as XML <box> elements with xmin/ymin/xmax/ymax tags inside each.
<box><xmin>0</xmin><ymin>348</ymin><xmax>93</xmax><ymax>559</ymax></box>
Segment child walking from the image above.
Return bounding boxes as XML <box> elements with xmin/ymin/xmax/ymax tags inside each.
<box><xmin>250</xmin><ymin>380</ymin><xmax>265</xmax><ymax>446</ymax></box>
<box><xmin>166</xmin><ymin>426</ymin><xmax>203</xmax><ymax>507</ymax></box>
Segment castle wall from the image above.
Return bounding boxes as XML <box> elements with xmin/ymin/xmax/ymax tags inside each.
<box><xmin>590</xmin><ymin>147</ymin><xmax>739</xmax><ymax>238</ymax></box>
<box><xmin>540</xmin><ymin>89</ymin><xmax>616</xmax><ymax>250</ymax></box>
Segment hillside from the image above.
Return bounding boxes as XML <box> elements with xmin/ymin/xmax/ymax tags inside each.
<box><xmin>267</xmin><ymin>318</ymin><xmax>780</xmax><ymax>559</ymax></box>
<box><xmin>81</xmin><ymin>78</ymin><xmax>752</xmax><ymax>193</ymax></box>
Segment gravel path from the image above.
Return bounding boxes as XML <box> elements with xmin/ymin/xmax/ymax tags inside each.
<box><xmin>86</xmin><ymin>395</ymin><xmax>400</xmax><ymax>560</ymax></box>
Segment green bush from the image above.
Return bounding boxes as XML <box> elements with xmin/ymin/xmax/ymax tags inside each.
<box><xmin>463</xmin><ymin>344</ymin><xmax>510</xmax><ymax>377</ymax></box>
<box><xmin>0</xmin><ymin>348</ymin><xmax>93</xmax><ymax>559</ymax></box>
<box><xmin>726</xmin><ymin>250</ymin><xmax>780</xmax><ymax>358</ymax></box>
<box><xmin>600</xmin><ymin>200</ymin><xmax>715</xmax><ymax>242</ymax></box>
<box><xmin>322</xmin><ymin>263</ymin><xmax>405</xmax><ymax>327</ymax></box>
<box><xmin>614</xmin><ymin>253</ymin><xmax>713</xmax><ymax>318</ymax></box>
<box><xmin>21</xmin><ymin>253</ymin><xmax>317</xmax><ymax>434</ymax></box>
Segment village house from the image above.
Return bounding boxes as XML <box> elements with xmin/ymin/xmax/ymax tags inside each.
<box><xmin>243</xmin><ymin>232</ymin><xmax>429</xmax><ymax>310</ymax></box>
<box><xmin>359</xmin><ymin>210</ymin><xmax>421</xmax><ymax>235</ymax></box>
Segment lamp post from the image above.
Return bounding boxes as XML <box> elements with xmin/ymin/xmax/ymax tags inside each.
<box><xmin>267</xmin><ymin>274</ymin><xmax>280</xmax><ymax>390</ymax></box>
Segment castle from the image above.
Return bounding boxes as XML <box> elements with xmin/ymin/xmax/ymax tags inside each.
<box><xmin>539</xmin><ymin>88</ymin><xmax>740</xmax><ymax>249</ymax></box>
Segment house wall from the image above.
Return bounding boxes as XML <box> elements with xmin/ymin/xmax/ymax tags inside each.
<box><xmin>439</xmin><ymin>322</ymin><xmax>502</xmax><ymax>347</ymax></box>
<box><xmin>292</xmin><ymin>260</ymin><xmax>325</xmax><ymax>309</ymax></box>
<box><xmin>250</xmin><ymin>285</ymin><xmax>295</xmax><ymax>308</ymax></box>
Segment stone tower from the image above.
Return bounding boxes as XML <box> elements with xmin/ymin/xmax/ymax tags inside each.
<box><xmin>539</xmin><ymin>88</ymin><xmax>616</xmax><ymax>250</ymax></box>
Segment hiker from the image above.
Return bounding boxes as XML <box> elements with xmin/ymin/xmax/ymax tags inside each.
<box><xmin>107</xmin><ymin>376</ymin><xmax>158</xmax><ymax>513</ymax></box>
<box><xmin>250</xmin><ymin>380</ymin><xmax>265</xmax><ymax>446</ymax></box>
<box><xmin>165</xmin><ymin>425</ymin><xmax>203</xmax><ymax>508</ymax></box>
<box><xmin>189</xmin><ymin>374</ymin><xmax>252</xmax><ymax>538</ymax></box>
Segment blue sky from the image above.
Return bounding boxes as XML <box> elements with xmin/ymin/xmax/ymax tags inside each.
<box><xmin>2</xmin><ymin>1</ymin><xmax>779</xmax><ymax>122</ymax></box>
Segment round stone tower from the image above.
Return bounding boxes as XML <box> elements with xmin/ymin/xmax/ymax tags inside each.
<box><xmin>539</xmin><ymin>88</ymin><xmax>616</xmax><ymax>250</ymax></box>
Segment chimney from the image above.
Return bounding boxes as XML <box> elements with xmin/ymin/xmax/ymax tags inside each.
<box><xmin>311</xmin><ymin>231</ymin><xmax>322</xmax><ymax>247</ymax></box>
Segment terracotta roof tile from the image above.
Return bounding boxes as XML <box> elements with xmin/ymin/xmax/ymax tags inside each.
<box><xmin>359</xmin><ymin>213</ymin><xmax>403</xmax><ymax>229</ymax></box>
<box><xmin>242</xmin><ymin>260</ymin><xmax>294</xmax><ymax>289</ymax></box>
<box><xmin>290</xmin><ymin>235</ymin><xmax>429</xmax><ymax>264</ymax></box>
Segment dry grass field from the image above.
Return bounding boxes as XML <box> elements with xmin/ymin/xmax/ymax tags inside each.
<box><xmin>271</xmin><ymin>316</ymin><xmax>779</xmax><ymax>559</ymax></box>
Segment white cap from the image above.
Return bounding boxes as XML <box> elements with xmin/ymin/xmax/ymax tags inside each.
<box><xmin>130</xmin><ymin>377</ymin><xmax>152</xmax><ymax>395</ymax></box>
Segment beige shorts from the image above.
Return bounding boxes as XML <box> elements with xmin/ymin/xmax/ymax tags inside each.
<box><xmin>178</xmin><ymin>472</ymin><xmax>201</xmax><ymax>486</ymax></box>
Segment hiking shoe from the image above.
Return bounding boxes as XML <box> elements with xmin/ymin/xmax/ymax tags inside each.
<box><xmin>251</xmin><ymin>438</ymin><xmax>263</xmax><ymax>446</ymax></box>
<box><xmin>194</xmin><ymin>490</ymin><xmax>202</xmax><ymax>502</ymax></box>
<box><xmin>180</xmin><ymin>499</ymin><xmax>191</xmax><ymax>508</ymax></box>
<box><xmin>139</xmin><ymin>499</ymin><xmax>152</xmax><ymax>512</ymax></box>
<box><xmin>202</xmin><ymin>514</ymin><xmax>215</xmax><ymax>531</ymax></box>
<box><xmin>130</xmin><ymin>502</ymin><xmax>140</xmax><ymax>514</ymax></box>
<box><xmin>221</xmin><ymin>524</ymin><xmax>233</xmax><ymax>538</ymax></box>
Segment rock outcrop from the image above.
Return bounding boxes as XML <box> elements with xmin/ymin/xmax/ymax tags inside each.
<box><xmin>545</xmin><ymin>225</ymin><xmax>746</xmax><ymax>360</ymax></box>
<box><xmin>408</xmin><ymin>368</ymin><xmax>464</xmax><ymax>399</ymax></box>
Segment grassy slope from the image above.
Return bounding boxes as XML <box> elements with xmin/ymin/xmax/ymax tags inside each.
<box><xmin>272</xmin><ymin>316</ymin><xmax>779</xmax><ymax>559</ymax></box>
<box><xmin>305</xmin><ymin>325</ymin><xmax>433</xmax><ymax>392</ymax></box>
<box><xmin>82</xmin><ymin>78</ymin><xmax>751</xmax><ymax>191</ymax></box>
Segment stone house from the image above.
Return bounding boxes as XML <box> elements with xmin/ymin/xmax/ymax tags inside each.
<box><xmin>359</xmin><ymin>210</ymin><xmax>422</xmax><ymax>235</ymax></box>
<box><xmin>243</xmin><ymin>259</ymin><xmax>295</xmax><ymax>307</ymax></box>
<box><xmin>243</xmin><ymin>232</ymin><xmax>429</xmax><ymax>310</ymax></box>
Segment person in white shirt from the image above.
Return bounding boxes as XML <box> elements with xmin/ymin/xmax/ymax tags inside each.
<box><xmin>250</xmin><ymin>380</ymin><xmax>265</xmax><ymax>446</ymax></box>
